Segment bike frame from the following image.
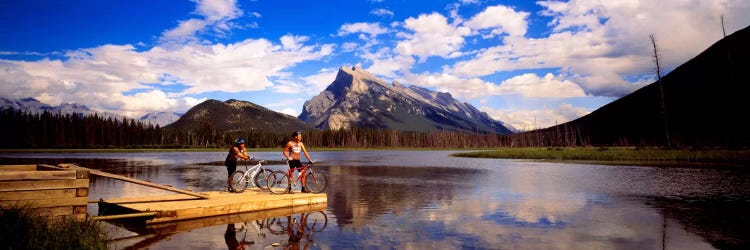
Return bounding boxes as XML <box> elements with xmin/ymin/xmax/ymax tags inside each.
<box><xmin>239</xmin><ymin>159</ymin><xmax>266</xmax><ymax>183</ymax></box>
<box><xmin>286</xmin><ymin>161</ymin><xmax>320</xmax><ymax>187</ymax></box>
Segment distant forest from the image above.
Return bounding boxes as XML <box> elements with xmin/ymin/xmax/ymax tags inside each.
<box><xmin>0</xmin><ymin>108</ymin><xmax>673</xmax><ymax>149</ymax></box>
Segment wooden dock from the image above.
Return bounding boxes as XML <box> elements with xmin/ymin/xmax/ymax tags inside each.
<box><xmin>1</xmin><ymin>163</ymin><xmax>327</xmax><ymax>224</ymax></box>
<box><xmin>98</xmin><ymin>189</ymin><xmax>327</xmax><ymax>224</ymax></box>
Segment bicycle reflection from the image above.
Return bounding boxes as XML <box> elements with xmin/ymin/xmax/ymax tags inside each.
<box><xmin>225</xmin><ymin>211</ymin><xmax>328</xmax><ymax>250</ymax></box>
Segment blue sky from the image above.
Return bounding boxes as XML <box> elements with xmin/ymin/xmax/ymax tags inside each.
<box><xmin>1</xmin><ymin>0</ymin><xmax>749</xmax><ymax>130</ymax></box>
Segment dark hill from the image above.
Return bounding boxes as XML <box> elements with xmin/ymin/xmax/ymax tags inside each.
<box><xmin>525</xmin><ymin>25</ymin><xmax>750</xmax><ymax>147</ymax></box>
<box><xmin>166</xmin><ymin>99</ymin><xmax>312</xmax><ymax>133</ymax></box>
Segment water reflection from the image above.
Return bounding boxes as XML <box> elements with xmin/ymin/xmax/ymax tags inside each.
<box><xmin>104</xmin><ymin>204</ymin><xmax>328</xmax><ymax>249</ymax></box>
<box><xmin>2</xmin><ymin>151</ymin><xmax>749</xmax><ymax>249</ymax></box>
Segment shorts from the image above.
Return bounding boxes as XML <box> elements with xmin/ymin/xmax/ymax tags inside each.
<box><xmin>225</xmin><ymin>160</ymin><xmax>237</xmax><ymax>176</ymax></box>
<box><xmin>288</xmin><ymin>160</ymin><xmax>303</xmax><ymax>169</ymax></box>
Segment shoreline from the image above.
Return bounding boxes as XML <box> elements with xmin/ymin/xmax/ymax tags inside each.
<box><xmin>450</xmin><ymin>147</ymin><xmax>750</xmax><ymax>168</ymax></box>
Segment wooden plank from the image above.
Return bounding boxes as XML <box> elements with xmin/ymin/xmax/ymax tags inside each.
<box><xmin>0</xmin><ymin>165</ymin><xmax>37</xmax><ymax>171</ymax></box>
<box><xmin>38</xmin><ymin>206</ymin><xmax>74</xmax><ymax>217</ymax></box>
<box><xmin>89</xmin><ymin>169</ymin><xmax>209</xmax><ymax>199</ymax></box>
<box><xmin>37</xmin><ymin>164</ymin><xmax>89</xmax><ymax>179</ymax></box>
<box><xmin>76</xmin><ymin>188</ymin><xmax>88</xmax><ymax>197</ymax></box>
<box><xmin>0</xmin><ymin>189</ymin><xmax>77</xmax><ymax>200</ymax></box>
<box><xmin>74</xmin><ymin>205</ymin><xmax>87</xmax><ymax>214</ymax></box>
<box><xmin>0</xmin><ymin>179</ymin><xmax>88</xmax><ymax>192</ymax></box>
<box><xmin>0</xmin><ymin>170</ymin><xmax>77</xmax><ymax>181</ymax></box>
<box><xmin>98</xmin><ymin>193</ymin><xmax>200</xmax><ymax>204</ymax></box>
<box><xmin>90</xmin><ymin>212</ymin><xmax>157</xmax><ymax>221</ymax></box>
<box><xmin>0</xmin><ymin>197</ymin><xmax>88</xmax><ymax>208</ymax></box>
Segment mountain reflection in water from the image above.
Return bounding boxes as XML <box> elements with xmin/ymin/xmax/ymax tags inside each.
<box><xmin>1</xmin><ymin>150</ymin><xmax>748</xmax><ymax>249</ymax></box>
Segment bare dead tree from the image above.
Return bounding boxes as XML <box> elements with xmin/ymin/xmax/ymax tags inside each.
<box><xmin>721</xmin><ymin>13</ymin><xmax>727</xmax><ymax>37</ymax></box>
<box><xmin>650</xmin><ymin>34</ymin><xmax>671</xmax><ymax>148</ymax></box>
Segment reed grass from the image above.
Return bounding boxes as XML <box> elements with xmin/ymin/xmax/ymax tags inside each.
<box><xmin>0</xmin><ymin>205</ymin><xmax>107</xmax><ymax>250</ymax></box>
<box><xmin>451</xmin><ymin>147</ymin><xmax>750</xmax><ymax>166</ymax></box>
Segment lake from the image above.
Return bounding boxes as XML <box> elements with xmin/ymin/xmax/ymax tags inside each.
<box><xmin>1</xmin><ymin>150</ymin><xmax>749</xmax><ymax>249</ymax></box>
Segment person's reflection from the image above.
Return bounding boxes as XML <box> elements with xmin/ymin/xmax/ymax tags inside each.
<box><xmin>284</xmin><ymin>215</ymin><xmax>305</xmax><ymax>250</ymax></box>
<box><xmin>224</xmin><ymin>224</ymin><xmax>253</xmax><ymax>250</ymax></box>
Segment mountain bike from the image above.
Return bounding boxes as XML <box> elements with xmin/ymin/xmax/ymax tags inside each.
<box><xmin>230</xmin><ymin>158</ymin><xmax>272</xmax><ymax>193</ymax></box>
<box><xmin>267</xmin><ymin>161</ymin><xmax>328</xmax><ymax>194</ymax></box>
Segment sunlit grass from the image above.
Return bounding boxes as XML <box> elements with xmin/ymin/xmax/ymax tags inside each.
<box><xmin>451</xmin><ymin>147</ymin><xmax>750</xmax><ymax>166</ymax></box>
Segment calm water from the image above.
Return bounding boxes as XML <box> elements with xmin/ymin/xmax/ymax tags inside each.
<box><xmin>2</xmin><ymin>150</ymin><xmax>749</xmax><ymax>249</ymax></box>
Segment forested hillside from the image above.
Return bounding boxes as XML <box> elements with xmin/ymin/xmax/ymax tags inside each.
<box><xmin>0</xmin><ymin>108</ymin><xmax>512</xmax><ymax>148</ymax></box>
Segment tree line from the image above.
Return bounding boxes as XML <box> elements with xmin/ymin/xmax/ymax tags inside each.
<box><xmin>1</xmin><ymin>107</ymin><xmax>618</xmax><ymax>149</ymax></box>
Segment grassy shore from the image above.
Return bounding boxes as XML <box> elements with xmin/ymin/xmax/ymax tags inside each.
<box><xmin>0</xmin><ymin>206</ymin><xmax>107</xmax><ymax>250</ymax></box>
<box><xmin>451</xmin><ymin>147</ymin><xmax>750</xmax><ymax>167</ymax></box>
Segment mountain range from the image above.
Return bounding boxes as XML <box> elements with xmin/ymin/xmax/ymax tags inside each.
<box><xmin>299</xmin><ymin>66</ymin><xmax>513</xmax><ymax>134</ymax></box>
<box><xmin>0</xmin><ymin>97</ymin><xmax>178</xmax><ymax>127</ymax></box>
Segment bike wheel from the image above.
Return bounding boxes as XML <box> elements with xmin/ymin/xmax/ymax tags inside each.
<box><xmin>267</xmin><ymin>171</ymin><xmax>290</xmax><ymax>194</ymax></box>
<box><xmin>268</xmin><ymin>216</ymin><xmax>290</xmax><ymax>235</ymax></box>
<box><xmin>230</xmin><ymin>171</ymin><xmax>248</xmax><ymax>193</ymax></box>
<box><xmin>253</xmin><ymin>169</ymin><xmax>272</xmax><ymax>190</ymax></box>
<box><xmin>304</xmin><ymin>170</ymin><xmax>328</xmax><ymax>193</ymax></box>
<box><xmin>304</xmin><ymin>211</ymin><xmax>328</xmax><ymax>232</ymax></box>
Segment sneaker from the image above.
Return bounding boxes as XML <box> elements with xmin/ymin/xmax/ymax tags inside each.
<box><xmin>227</xmin><ymin>187</ymin><xmax>235</xmax><ymax>193</ymax></box>
<box><xmin>301</xmin><ymin>187</ymin><xmax>310</xmax><ymax>193</ymax></box>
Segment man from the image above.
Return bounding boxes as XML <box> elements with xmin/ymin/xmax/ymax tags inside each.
<box><xmin>225</xmin><ymin>138</ymin><xmax>250</xmax><ymax>192</ymax></box>
<box><xmin>282</xmin><ymin>131</ymin><xmax>314</xmax><ymax>193</ymax></box>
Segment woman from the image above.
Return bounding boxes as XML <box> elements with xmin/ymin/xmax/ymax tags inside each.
<box><xmin>282</xmin><ymin>131</ymin><xmax>314</xmax><ymax>193</ymax></box>
<box><xmin>225</xmin><ymin>138</ymin><xmax>250</xmax><ymax>192</ymax></box>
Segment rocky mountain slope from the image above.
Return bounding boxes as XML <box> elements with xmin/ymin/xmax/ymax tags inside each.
<box><xmin>167</xmin><ymin>99</ymin><xmax>312</xmax><ymax>132</ymax></box>
<box><xmin>299</xmin><ymin>66</ymin><xmax>512</xmax><ymax>134</ymax></box>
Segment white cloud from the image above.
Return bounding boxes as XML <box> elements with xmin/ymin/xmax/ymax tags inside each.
<box><xmin>341</xmin><ymin>42</ymin><xmax>359</xmax><ymax>52</ymax></box>
<box><xmin>272</xmin><ymin>79</ymin><xmax>304</xmax><ymax>94</ymax></box>
<box><xmin>279</xmin><ymin>108</ymin><xmax>299</xmax><ymax>117</ymax></box>
<box><xmin>404</xmin><ymin>72</ymin><xmax>501</xmax><ymax>100</ymax></box>
<box><xmin>498</xmin><ymin>73</ymin><xmax>585</xmax><ymax>98</ymax></box>
<box><xmin>338</xmin><ymin>22</ymin><xmax>389</xmax><ymax>37</ymax></box>
<box><xmin>445</xmin><ymin>1</ymin><xmax>750</xmax><ymax>98</ymax></box>
<box><xmin>160</xmin><ymin>0</ymin><xmax>244</xmax><ymax>43</ymax></box>
<box><xmin>482</xmin><ymin>103</ymin><xmax>590</xmax><ymax>131</ymax></box>
<box><xmin>302</xmin><ymin>68</ymin><xmax>339</xmax><ymax>94</ymax></box>
<box><xmin>370</xmin><ymin>8</ymin><xmax>394</xmax><ymax>18</ymax></box>
<box><xmin>395</xmin><ymin>13</ymin><xmax>471</xmax><ymax>62</ymax></box>
<box><xmin>195</xmin><ymin>0</ymin><xmax>242</xmax><ymax>22</ymax></box>
<box><xmin>0</xmin><ymin>36</ymin><xmax>334</xmax><ymax>117</ymax></box>
<box><xmin>464</xmin><ymin>5</ymin><xmax>529</xmax><ymax>37</ymax></box>
<box><xmin>402</xmin><ymin>72</ymin><xmax>584</xmax><ymax>100</ymax></box>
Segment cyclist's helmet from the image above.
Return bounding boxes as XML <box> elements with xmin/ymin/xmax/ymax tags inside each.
<box><xmin>234</xmin><ymin>138</ymin><xmax>246</xmax><ymax>145</ymax></box>
<box><xmin>292</xmin><ymin>131</ymin><xmax>302</xmax><ymax>137</ymax></box>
